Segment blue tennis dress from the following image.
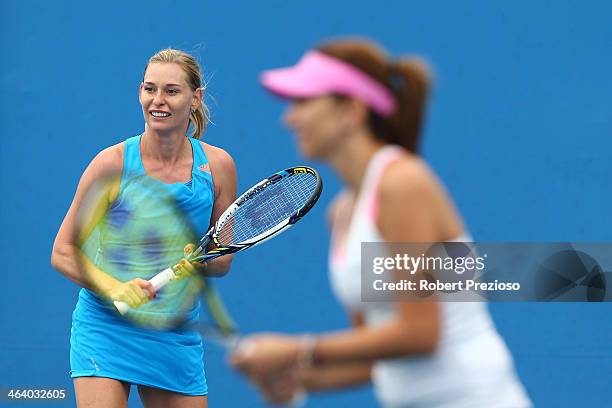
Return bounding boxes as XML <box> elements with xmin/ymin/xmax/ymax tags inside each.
<box><xmin>70</xmin><ymin>134</ymin><xmax>214</xmax><ymax>395</ymax></box>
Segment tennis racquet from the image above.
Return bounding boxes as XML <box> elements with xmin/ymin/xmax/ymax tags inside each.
<box><xmin>113</xmin><ymin>166</ymin><xmax>322</xmax><ymax>314</ymax></box>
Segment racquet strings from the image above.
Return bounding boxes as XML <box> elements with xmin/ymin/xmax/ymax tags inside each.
<box><xmin>216</xmin><ymin>172</ymin><xmax>319</xmax><ymax>246</ymax></box>
<box><xmin>76</xmin><ymin>172</ymin><xmax>203</xmax><ymax>329</ymax></box>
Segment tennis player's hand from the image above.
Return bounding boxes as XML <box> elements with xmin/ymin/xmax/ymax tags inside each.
<box><xmin>108</xmin><ymin>278</ymin><xmax>157</xmax><ymax>308</ymax></box>
<box><xmin>173</xmin><ymin>243</ymin><xmax>208</xmax><ymax>280</ymax></box>
<box><xmin>230</xmin><ymin>334</ymin><xmax>300</xmax><ymax>377</ymax></box>
<box><xmin>252</xmin><ymin>366</ymin><xmax>305</xmax><ymax>406</ymax></box>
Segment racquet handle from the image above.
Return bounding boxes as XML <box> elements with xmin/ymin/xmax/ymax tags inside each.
<box><xmin>113</xmin><ymin>267</ymin><xmax>176</xmax><ymax>314</ymax></box>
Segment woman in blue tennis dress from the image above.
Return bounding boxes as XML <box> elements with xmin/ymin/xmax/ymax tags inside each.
<box><xmin>52</xmin><ymin>49</ymin><xmax>237</xmax><ymax>408</ymax></box>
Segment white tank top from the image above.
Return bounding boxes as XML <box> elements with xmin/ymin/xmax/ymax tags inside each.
<box><xmin>329</xmin><ymin>145</ymin><xmax>531</xmax><ymax>408</ymax></box>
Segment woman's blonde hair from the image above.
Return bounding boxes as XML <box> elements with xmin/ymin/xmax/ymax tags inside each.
<box><xmin>144</xmin><ymin>48</ymin><xmax>210</xmax><ymax>139</ymax></box>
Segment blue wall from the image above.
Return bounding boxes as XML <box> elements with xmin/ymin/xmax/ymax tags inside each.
<box><xmin>1</xmin><ymin>1</ymin><xmax>610</xmax><ymax>407</ymax></box>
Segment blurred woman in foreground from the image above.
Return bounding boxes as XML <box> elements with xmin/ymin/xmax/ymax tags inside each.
<box><xmin>231</xmin><ymin>39</ymin><xmax>531</xmax><ymax>408</ymax></box>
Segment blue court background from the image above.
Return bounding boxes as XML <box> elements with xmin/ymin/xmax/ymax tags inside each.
<box><xmin>1</xmin><ymin>1</ymin><xmax>611</xmax><ymax>407</ymax></box>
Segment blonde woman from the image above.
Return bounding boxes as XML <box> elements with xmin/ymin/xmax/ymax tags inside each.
<box><xmin>52</xmin><ymin>49</ymin><xmax>236</xmax><ymax>408</ymax></box>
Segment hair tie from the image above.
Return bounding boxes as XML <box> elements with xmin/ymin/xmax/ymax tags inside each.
<box><xmin>388</xmin><ymin>71</ymin><xmax>406</xmax><ymax>95</ymax></box>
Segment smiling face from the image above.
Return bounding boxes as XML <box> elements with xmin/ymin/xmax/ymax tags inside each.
<box><xmin>139</xmin><ymin>62</ymin><xmax>201</xmax><ymax>135</ymax></box>
<box><xmin>283</xmin><ymin>95</ymin><xmax>354</xmax><ymax>159</ymax></box>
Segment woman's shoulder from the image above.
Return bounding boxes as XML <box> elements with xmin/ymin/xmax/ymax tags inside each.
<box><xmin>88</xmin><ymin>142</ymin><xmax>125</xmax><ymax>176</ymax></box>
<box><xmin>196</xmin><ymin>141</ymin><xmax>237</xmax><ymax>197</ymax></box>
<box><xmin>197</xmin><ymin>140</ymin><xmax>235</xmax><ymax>171</ymax></box>
<box><xmin>378</xmin><ymin>153</ymin><xmax>438</xmax><ymax>200</ymax></box>
<box><xmin>73</xmin><ymin>142</ymin><xmax>125</xmax><ymax>205</ymax></box>
<box><xmin>377</xmin><ymin>152</ymin><xmax>464</xmax><ymax>241</ymax></box>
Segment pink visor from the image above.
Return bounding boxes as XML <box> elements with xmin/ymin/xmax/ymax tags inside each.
<box><xmin>260</xmin><ymin>51</ymin><xmax>396</xmax><ymax>117</ymax></box>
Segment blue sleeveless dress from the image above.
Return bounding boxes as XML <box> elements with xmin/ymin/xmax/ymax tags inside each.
<box><xmin>70</xmin><ymin>134</ymin><xmax>214</xmax><ymax>395</ymax></box>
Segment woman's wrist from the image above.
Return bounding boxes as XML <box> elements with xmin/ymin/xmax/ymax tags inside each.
<box><xmin>295</xmin><ymin>335</ymin><xmax>320</xmax><ymax>368</ymax></box>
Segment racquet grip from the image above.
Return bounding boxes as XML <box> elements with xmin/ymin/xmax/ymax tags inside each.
<box><xmin>113</xmin><ymin>267</ymin><xmax>176</xmax><ymax>315</ymax></box>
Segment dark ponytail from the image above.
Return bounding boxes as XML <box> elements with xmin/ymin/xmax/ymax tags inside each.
<box><xmin>317</xmin><ymin>39</ymin><xmax>431</xmax><ymax>153</ymax></box>
<box><xmin>384</xmin><ymin>58</ymin><xmax>431</xmax><ymax>152</ymax></box>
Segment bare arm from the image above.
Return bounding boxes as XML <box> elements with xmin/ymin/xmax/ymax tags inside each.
<box><xmin>233</xmin><ymin>159</ymin><xmax>451</xmax><ymax>379</ymax></box>
<box><xmin>299</xmin><ymin>312</ymin><xmax>372</xmax><ymax>391</ymax></box>
<box><xmin>51</xmin><ymin>144</ymin><xmax>129</xmax><ymax>293</ymax></box>
<box><xmin>296</xmin><ymin>159</ymin><xmax>465</xmax><ymax>389</ymax></box>
<box><xmin>199</xmin><ymin>143</ymin><xmax>238</xmax><ymax>277</ymax></box>
<box><xmin>252</xmin><ymin>313</ymin><xmax>372</xmax><ymax>405</ymax></box>
<box><xmin>310</xmin><ymin>160</ymin><xmax>444</xmax><ymax>365</ymax></box>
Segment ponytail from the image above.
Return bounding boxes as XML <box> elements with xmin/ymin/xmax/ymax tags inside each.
<box><xmin>384</xmin><ymin>58</ymin><xmax>431</xmax><ymax>152</ymax></box>
<box><xmin>317</xmin><ymin>39</ymin><xmax>432</xmax><ymax>153</ymax></box>
<box><xmin>189</xmin><ymin>94</ymin><xmax>210</xmax><ymax>139</ymax></box>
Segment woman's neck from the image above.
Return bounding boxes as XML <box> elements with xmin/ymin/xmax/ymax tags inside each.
<box><xmin>328</xmin><ymin>130</ymin><xmax>385</xmax><ymax>194</ymax></box>
<box><xmin>141</xmin><ymin>128</ymin><xmax>190</xmax><ymax>164</ymax></box>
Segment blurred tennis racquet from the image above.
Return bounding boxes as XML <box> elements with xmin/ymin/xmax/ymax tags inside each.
<box><xmin>113</xmin><ymin>166</ymin><xmax>322</xmax><ymax>314</ymax></box>
<box><xmin>195</xmin><ymin>278</ymin><xmax>308</xmax><ymax>407</ymax></box>
<box><xmin>75</xmin><ymin>166</ymin><xmax>315</xmax><ymax>405</ymax></box>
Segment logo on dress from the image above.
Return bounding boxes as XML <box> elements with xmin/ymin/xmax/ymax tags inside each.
<box><xmin>198</xmin><ymin>163</ymin><xmax>211</xmax><ymax>174</ymax></box>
